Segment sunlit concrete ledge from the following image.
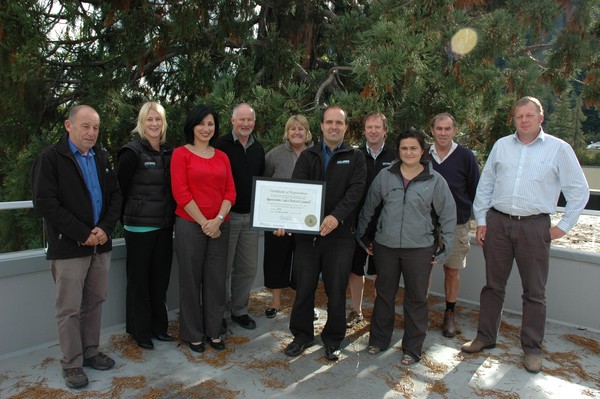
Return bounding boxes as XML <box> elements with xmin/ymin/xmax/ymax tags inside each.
<box><xmin>1</xmin><ymin>234</ymin><xmax>599</xmax><ymax>358</ymax></box>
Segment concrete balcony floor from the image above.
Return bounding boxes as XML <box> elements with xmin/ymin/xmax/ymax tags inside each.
<box><xmin>1</xmin><ymin>281</ymin><xmax>599</xmax><ymax>399</ymax></box>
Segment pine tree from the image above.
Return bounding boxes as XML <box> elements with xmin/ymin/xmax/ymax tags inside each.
<box><xmin>547</xmin><ymin>87</ymin><xmax>577</xmax><ymax>144</ymax></box>
<box><xmin>1</xmin><ymin>0</ymin><xmax>599</xmax><ymax>251</ymax></box>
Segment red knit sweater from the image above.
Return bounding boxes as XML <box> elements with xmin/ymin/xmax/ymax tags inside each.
<box><xmin>171</xmin><ymin>146</ymin><xmax>236</xmax><ymax>222</ymax></box>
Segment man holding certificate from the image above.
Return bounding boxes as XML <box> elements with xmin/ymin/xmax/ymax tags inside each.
<box><xmin>282</xmin><ymin>106</ymin><xmax>367</xmax><ymax>361</ymax></box>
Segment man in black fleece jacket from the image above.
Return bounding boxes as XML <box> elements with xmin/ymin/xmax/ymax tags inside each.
<box><xmin>31</xmin><ymin>105</ymin><xmax>121</xmax><ymax>389</ymax></box>
<box><xmin>282</xmin><ymin>106</ymin><xmax>366</xmax><ymax>361</ymax></box>
<box><xmin>214</xmin><ymin>103</ymin><xmax>265</xmax><ymax>330</ymax></box>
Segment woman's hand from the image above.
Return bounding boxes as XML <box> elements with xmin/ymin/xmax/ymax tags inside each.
<box><xmin>273</xmin><ymin>228</ymin><xmax>290</xmax><ymax>237</ymax></box>
<box><xmin>202</xmin><ymin>218</ymin><xmax>222</xmax><ymax>239</ymax></box>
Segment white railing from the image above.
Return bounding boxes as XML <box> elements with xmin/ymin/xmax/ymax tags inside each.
<box><xmin>0</xmin><ymin>201</ymin><xmax>33</xmax><ymax>210</ymax></box>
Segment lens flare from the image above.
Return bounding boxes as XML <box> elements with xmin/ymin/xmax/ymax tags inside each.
<box><xmin>451</xmin><ymin>28</ymin><xmax>478</xmax><ymax>55</ymax></box>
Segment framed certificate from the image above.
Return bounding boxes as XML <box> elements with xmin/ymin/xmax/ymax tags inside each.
<box><xmin>250</xmin><ymin>177</ymin><xmax>326</xmax><ymax>234</ymax></box>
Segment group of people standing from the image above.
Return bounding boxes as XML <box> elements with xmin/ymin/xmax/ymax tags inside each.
<box><xmin>120</xmin><ymin>102</ymin><xmax>265</xmax><ymax>357</ymax></box>
<box><xmin>30</xmin><ymin>95</ymin><xmax>589</xmax><ymax>390</ymax></box>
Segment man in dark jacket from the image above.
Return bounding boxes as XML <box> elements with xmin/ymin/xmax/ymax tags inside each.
<box><xmin>214</xmin><ymin>103</ymin><xmax>265</xmax><ymax>330</ymax></box>
<box><xmin>31</xmin><ymin>105</ymin><xmax>122</xmax><ymax>389</ymax></box>
<box><xmin>346</xmin><ymin>112</ymin><xmax>397</xmax><ymax>328</ymax></box>
<box><xmin>283</xmin><ymin>106</ymin><xmax>367</xmax><ymax>361</ymax></box>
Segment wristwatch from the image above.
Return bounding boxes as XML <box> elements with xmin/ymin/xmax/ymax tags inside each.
<box><xmin>217</xmin><ymin>214</ymin><xmax>225</xmax><ymax>220</ymax></box>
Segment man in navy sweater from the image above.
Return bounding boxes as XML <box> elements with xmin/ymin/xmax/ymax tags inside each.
<box><xmin>429</xmin><ymin>113</ymin><xmax>480</xmax><ymax>338</ymax></box>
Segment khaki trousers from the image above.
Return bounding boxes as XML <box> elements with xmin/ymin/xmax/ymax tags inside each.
<box><xmin>51</xmin><ymin>251</ymin><xmax>110</xmax><ymax>369</ymax></box>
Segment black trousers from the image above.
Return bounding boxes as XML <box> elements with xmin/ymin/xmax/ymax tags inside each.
<box><xmin>289</xmin><ymin>236</ymin><xmax>354</xmax><ymax>347</ymax></box>
<box><xmin>125</xmin><ymin>227</ymin><xmax>173</xmax><ymax>342</ymax></box>
<box><xmin>370</xmin><ymin>242</ymin><xmax>434</xmax><ymax>360</ymax></box>
<box><xmin>263</xmin><ymin>232</ymin><xmax>295</xmax><ymax>289</ymax></box>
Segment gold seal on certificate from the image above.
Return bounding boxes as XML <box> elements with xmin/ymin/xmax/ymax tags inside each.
<box><xmin>304</xmin><ymin>214</ymin><xmax>317</xmax><ymax>228</ymax></box>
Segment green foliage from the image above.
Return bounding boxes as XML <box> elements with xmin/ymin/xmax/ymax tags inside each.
<box><xmin>546</xmin><ymin>85</ymin><xmax>587</xmax><ymax>150</ymax></box>
<box><xmin>576</xmin><ymin>149</ymin><xmax>600</xmax><ymax>166</ymax></box>
<box><xmin>0</xmin><ymin>0</ymin><xmax>599</xmax><ymax>252</ymax></box>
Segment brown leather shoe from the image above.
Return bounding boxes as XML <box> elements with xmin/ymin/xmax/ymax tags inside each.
<box><xmin>461</xmin><ymin>339</ymin><xmax>496</xmax><ymax>353</ymax></box>
<box><xmin>524</xmin><ymin>354</ymin><xmax>542</xmax><ymax>373</ymax></box>
<box><xmin>442</xmin><ymin>310</ymin><xmax>457</xmax><ymax>338</ymax></box>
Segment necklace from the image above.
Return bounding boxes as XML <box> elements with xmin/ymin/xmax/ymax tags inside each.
<box><xmin>187</xmin><ymin>144</ymin><xmax>213</xmax><ymax>156</ymax></box>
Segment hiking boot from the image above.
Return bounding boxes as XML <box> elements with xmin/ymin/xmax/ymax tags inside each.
<box><xmin>82</xmin><ymin>352</ymin><xmax>115</xmax><ymax>370</ymax></box>
<box><xmin>442</xmin><ymin>310</ymin><xmax>457</xmax><ymax>338</ymax></box>
<box><xmin>62</xmin><ymin>367</ymin><xmax>88</xmax><ymax>389</ymax></box>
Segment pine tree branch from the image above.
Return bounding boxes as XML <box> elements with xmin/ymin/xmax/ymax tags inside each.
<box><xmin>313</xmin><ymin>66</ymin><xmax>353</xmax><ymax>108</ymax></box>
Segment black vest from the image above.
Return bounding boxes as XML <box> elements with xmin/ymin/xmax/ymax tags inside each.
<box><xmin>119</xmin><ymin>138</ymin><xmax>175</xmax><ymax>228</ymax></box>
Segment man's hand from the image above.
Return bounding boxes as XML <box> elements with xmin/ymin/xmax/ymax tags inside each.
<box><xmin>319</xmin><ymin>215</ymin><xmax>339</xmax><ymax>236</ymax></box>
<box><xmin>92</xmin><ymin>227</ymin><xmax>108</xmax><ymax>245</ymax></box>
<box><xmin>83</xmin><ymin>232</ymin><xmax>100</xmax><ymax>246</ymax></box>
<box><xmin>476</xmin><ymin>226</ymin><xmax>486</xmax><ymax>247</ymax></box>
<box><xmin>550</xmin><ymin>226</ymin><xmax>566</xmax><ymax>240</ymax></box>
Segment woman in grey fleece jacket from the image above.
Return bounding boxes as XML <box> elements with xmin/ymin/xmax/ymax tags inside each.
<box><xmin>357</xmin><ymin>129</ymin><xmax>456</xmax><ymax>365</ymax></box>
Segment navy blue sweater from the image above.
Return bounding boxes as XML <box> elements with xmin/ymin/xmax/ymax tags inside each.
<box><xmin>430</xmin><ymin>144</ymin><xmax>480</xmax><ymax>224</ymax></box>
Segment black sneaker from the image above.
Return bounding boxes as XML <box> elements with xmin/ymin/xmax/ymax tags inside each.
<box><xmin>284</xmin><ymin>341</ymin><xmax>313</xmax><ymax>357</ymax></box>
<box><xmin>324</xmin><ymin>345</ymin><xmax>342</xmax><ymax>361</ymax></box>
<box><xmin>231</xmin><ymin>314</ymin><xmax>256</xmax><ymax>330</ymax></box>
<box><xmin>62</xmin><ymin>367</ymin><xmax>89</xmax><ymax>389</ymax></box>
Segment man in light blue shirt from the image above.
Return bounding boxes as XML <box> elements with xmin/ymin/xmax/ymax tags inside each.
<box><xmin>462</xmin><ymin>97</ymin><xmax>589</xmax><ymax>374</ymax></box>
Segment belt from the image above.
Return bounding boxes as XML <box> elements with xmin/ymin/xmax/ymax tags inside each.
<box><xmin>491</xmin><ymin>208</ymin><xmax>547</xmax><ymax>221</ymax></box>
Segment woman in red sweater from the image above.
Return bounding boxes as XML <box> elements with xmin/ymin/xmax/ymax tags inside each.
<box><xmin>171</xmin><ymin>105</ymin><xmax>236</xmax><ymax>353</ymax></box>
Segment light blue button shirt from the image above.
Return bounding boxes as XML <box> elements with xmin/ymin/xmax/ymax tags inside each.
<box><xmin>473</xmin><ymin>129</ymin><xmax>589</xmax><ymax>233</ymax></box>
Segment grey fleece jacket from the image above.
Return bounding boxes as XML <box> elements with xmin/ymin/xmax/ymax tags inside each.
<box><xmin>357</xmin><ymin>161</ymin><xmax>457</xmax><ymax>265</ymax></box>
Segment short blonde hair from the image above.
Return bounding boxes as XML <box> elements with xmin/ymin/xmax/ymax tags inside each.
<box><xmin>513</xmin><ymin>96</ymin><xmax>544</xmax><ymax>116</ymax></box>
<box><xmin>364</xmin><ymin>112</ymin><xmax>388</xmax><ymax>130</ymax></box>
<box><xmin>132</xmin><ymin>102</ymin><xmax>168</xmax><ymax>144</ymax></box>
<box><xmin>283</xmin><ymin>115</ymin><xmax>312</xmax><ymax>143</ymax></box>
